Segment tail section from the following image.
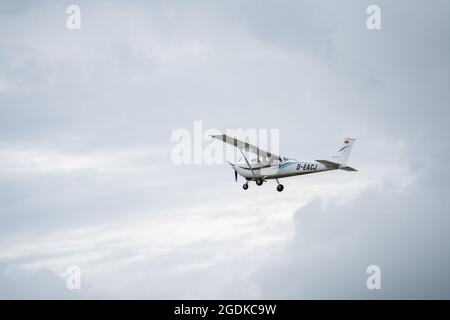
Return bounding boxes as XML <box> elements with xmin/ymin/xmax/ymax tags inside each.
<box><xmin>331</xmin><ymin>137</ymin><xmax>356</xmax><ymax>166</ymax></box>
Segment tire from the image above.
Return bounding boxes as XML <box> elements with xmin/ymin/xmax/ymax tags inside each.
<box><xmin>243</xmin><ymin>183</ymin><xmax>249</xmax><ymax>190</ymax></box>
<box><xmin>256</xmin><ymin>179</ymin><xmax>263</xmax><ymax>186</ymax></box>
<box><xmin>277</xmin><ymin>184</ymin><xmax>284</xmax><ymax>192</ymax></box>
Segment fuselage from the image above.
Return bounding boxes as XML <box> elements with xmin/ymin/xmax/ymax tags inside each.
<box><xmin>235</xmin><ymin>160</ymin><xmax>334</xmax><ymax>180</ymax></box>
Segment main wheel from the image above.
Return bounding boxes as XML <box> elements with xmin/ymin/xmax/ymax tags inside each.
<box><xmin>243</xmin><ymin>183</ymin><xmax>249</xmax><ymax>190</ymax></box>
<box><xmin>256</xmin><ymin>178</ymin><xmax>263</xmax><ymax>186</ymax></box>
<box><xmin>276</xmin><ymin>184</ymin><xmax>284</xmax><ymax>192</ymax></box>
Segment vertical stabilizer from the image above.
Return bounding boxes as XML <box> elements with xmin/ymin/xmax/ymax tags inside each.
<box><xmin>331</xmin><ymin>137</ymin><xmax>356</xmax><ymax>166</ymax></box>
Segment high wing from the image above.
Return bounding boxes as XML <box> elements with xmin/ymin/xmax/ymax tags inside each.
<box><xmin>211</xmin><ymin>134</ymin><xmax>281</xmax><ymax>162</ymax></box>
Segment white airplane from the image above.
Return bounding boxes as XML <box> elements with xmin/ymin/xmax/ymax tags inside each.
<box><xmin>212</xmin><ymin>135</ymin><xmax>357</xmax><ymax>192</ymax></box>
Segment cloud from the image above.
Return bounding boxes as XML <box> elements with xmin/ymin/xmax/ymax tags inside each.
<box><xmin>0</xmin><ymin>0</ymin><xmax>449</xmax><ymax>298</ymax></box>
<box><xmin>252</xmin><ymin>168</ymin><xmax>450</xmax><ymax>299</ymax></box>
<box><xmin>0</xmin><ymin>262</ymin><xmax>81</xmax><ymax>299</ymax></box>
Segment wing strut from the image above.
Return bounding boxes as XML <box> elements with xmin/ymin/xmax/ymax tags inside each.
<box><xmin>239</xmin><ymin>148</ymin><xmax>255</xmax><ymax>176</ymax></box>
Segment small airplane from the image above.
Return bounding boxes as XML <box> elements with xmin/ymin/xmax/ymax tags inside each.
<box><xmin>212</xmin><ymin>135</ymin><xmax>357</xmax><ymax>192</ymax></box>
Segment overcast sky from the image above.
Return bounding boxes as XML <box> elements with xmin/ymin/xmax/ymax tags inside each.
<box><xmin>0</xmin><ymin>0</ymin><xmax>449</xmax><ymax>299</ymax></box>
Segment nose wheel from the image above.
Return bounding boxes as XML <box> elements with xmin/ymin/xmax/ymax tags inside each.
<box><xmin>243</xmin><ymin>183</ymin><xmax>249</xmax><ymax>190</ymax></box>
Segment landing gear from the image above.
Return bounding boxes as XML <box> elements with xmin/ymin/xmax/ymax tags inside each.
<box><xmin>243</xmin><ymin>183</ymin><xmax>249</xmax><ymax>190</ymax></box>
<box><xmin>256</xmin><ymin>178</ymin><xmax>264</xmax><ymax>186</ymax></box>
<box><xmin>275</xmin><ymin>179</ymin><xmax>284</xmax><ymax>192</ymax></box>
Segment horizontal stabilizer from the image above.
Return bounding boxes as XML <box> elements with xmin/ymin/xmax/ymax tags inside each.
<box><xmin>339</xmin><ymin>166</ymin><xmax>358</xmax><ymax>171</ymax></box>
<box><xmin>316</xmin><ymin>160</ymin><xmax>357</xmax><ymax>171</ymax></box>
<box><xmin>315</xmin><ymin>159</ymin><xmax>340</xmax><ymax>168</ymax></box>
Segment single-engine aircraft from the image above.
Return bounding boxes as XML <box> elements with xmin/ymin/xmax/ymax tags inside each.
<box><xmin>212</xmin><ymin>135</ymin><xmax>357</xmax><ymax>192</ymax></box>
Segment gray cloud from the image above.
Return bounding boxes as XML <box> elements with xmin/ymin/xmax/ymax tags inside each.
<box><xmin>0</xmin><ymin>262</ymin><xmax>81</xmax><ymax>299</ymax></box>
<box><xmin>253</xmin><ymin>169</ymin><xmax>450</xmax><ymax>299</ymax></box>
